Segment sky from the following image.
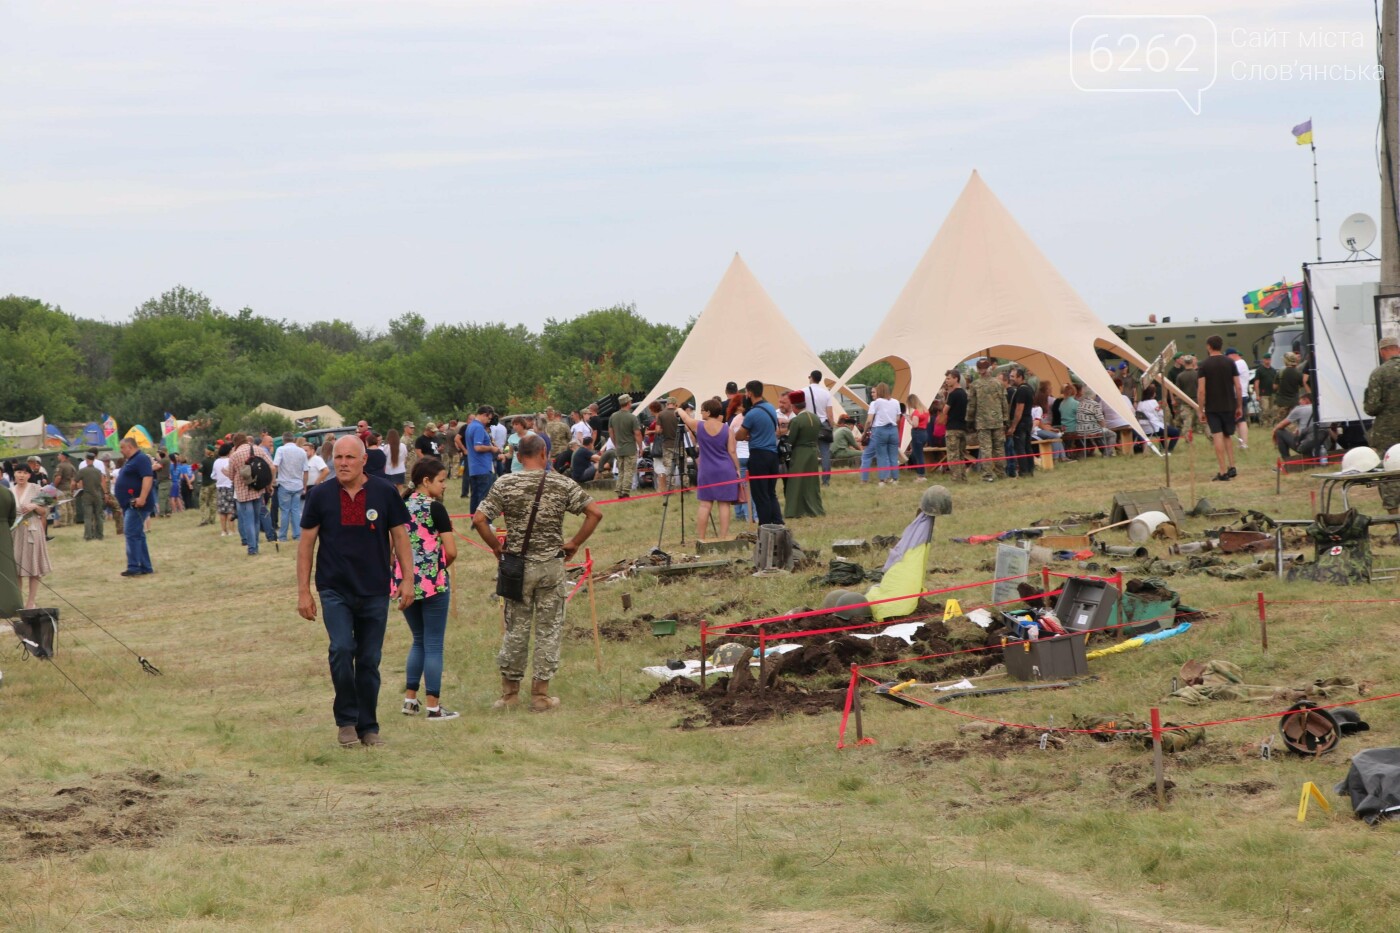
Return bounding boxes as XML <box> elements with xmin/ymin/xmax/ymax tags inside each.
<box><xmin>0</xmin><ymin>0</ymin><xmax>1390</xmax><ymax>354</ymax></box>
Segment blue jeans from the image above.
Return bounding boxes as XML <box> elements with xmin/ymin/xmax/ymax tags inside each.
<box><xmin>871</xmin><ymin>424</ymin><xmax>899</xmax><ymax>482</ymax></box>
<box><xmin>909</xmin><ymin>428</ymin><xmax>928</xmax><ymax>477</ymax></box>
<box><xmin>859</xmin><ymin>442</ymin><xmax>877</xmax><ymax>482</ymax></box>
<box><xmin>320</xmin><ymin>589</ymin><xmax>390</xmax><ymax>735</ymax></box>
<box><xmin>123</xmin><ymin>507</ymin><xmax>153</xmax><ymax>574</ymax></box>
<box><xmin>468</xmin><ymin>473</ymin><xmax>495</xmax><ymax>514</ymax></box>
<box><xmin>404</xmin><ymin>591</ymin><xmax>451</xmax><ymax>697</ymax></box>
<box><xmin>236</xmin><ymin>498</ymin><xmax>273</xmax><ymax>554</ymax></box>
<box><xmin>277</xmin><ymin>486</ymin><xmax>303</xmax><ymax>541</ymax></box>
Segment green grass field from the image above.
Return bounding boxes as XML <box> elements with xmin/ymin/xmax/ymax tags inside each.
<box><xmin>3</xmin><ymin>442</ymin><xmax>1400</xmax><ymax>932</ymax></box>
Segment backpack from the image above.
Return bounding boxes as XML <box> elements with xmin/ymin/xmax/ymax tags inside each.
<box><xmin>240</xmin><ymin>445</ymin><xmax>274</xmax><ymax>491</ymax></box>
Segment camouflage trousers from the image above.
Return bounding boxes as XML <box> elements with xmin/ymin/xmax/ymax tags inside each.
<box><xmin>975</xmin><ymin>427</ymin><xmax>1006</xmax><ymax>477</ymax></box>
<box><xmin>1173</xmin><ymin>406</ymin><xmax>1198</xmax><ymax>439</ymax></box>
<box><xmin>945</xmin><ymin>429</ymin><xmax>969</xmax><ymax>481</ymax></box>
<box><xmin>615</xmin><ymin>455</ymin><xmax>637</xmax><ymax>496</ymax></box>
<box><xmin>499</xmin><ymin>557</ymin><xmax>569</xmax><ymax>682</ymax></box>
<box><xmin>201</xmin><ymin>484</ymin><xmax>218</xmax><ymax>524</ymax></box>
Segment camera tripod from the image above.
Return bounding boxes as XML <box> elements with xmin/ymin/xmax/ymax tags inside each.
<box><xmin>653</xmin><ymin>421</ymin><xmax>716</xmax><ymax>555</ymax></box>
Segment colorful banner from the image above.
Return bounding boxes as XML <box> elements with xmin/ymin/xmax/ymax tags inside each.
<box><xmin>1242</xmin><ymin>280</ymin><xmax>1302</xmax><ymax>318</ymax></box>
<box><xmin>161</xmin><ymin>412</ymin><xmax>179</xmax><ymax>454</ymax></box>
<box><xmin>1292</xmin><ymin>118</ymin><xmax>1313</xmax><ymax>146</ymax></box>
<box><xmin>102</xmin><ymin>413</ymin><xmax>119</xmax><ymax>451</ymax></box>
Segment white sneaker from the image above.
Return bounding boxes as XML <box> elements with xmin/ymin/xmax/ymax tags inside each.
<box><xmin>426</xmin><ymin>707</ymin><xmax>459</xmax><ymax>721</ymax></box>
<box><xmin>402</xmin><ymin>698</ymin><xmax>420</xmax><ymax>716</ymax></box>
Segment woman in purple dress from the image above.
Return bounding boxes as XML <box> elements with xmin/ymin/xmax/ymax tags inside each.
<box><xmin>678</xmin><ymin>398</ymin><xmax>740</xmax><ymax>540</ymax></box>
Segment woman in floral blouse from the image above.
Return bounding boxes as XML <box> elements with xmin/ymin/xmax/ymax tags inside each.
<box><xmin>393</xmin><ymin>459</ymin><xmax>459</xmax><ymax>721</ymax></box>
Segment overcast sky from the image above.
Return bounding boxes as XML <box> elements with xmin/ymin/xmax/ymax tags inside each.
<box><xmin>0</xmin><ymin>0</ymin><xmax>1387</xmax><ymax>352</ymax></box>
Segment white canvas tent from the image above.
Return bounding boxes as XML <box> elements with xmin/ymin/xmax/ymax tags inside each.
<box><xmin>0</xmin><ymin>417</ymin><xmax>46</xmax><ymax>451</ymax></box>
<box><xmin>835</xmin><ymin>171</ymin><xmax>1157</xmax><ymax>436</ymax></box>
<box><xmin>253</xmin><ymin>404</ymin><xmax>345</xmax><ymax>429</ymax></box>
<box><xmin>640</xmin><ymin>254</ymin><xmax>842</xmax><ymax>408</ymax></box>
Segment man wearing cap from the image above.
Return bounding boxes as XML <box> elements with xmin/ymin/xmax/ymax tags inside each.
<box><xmin>26</xmin><ymin>456</ymin><xmax>48</xmax><ymax>486</ymax></box>
<box><xmin>1364</xmin><ymin>336</ymin><xmax>1400</xmax><ymax>514</ymax></box>
<box><xmin>76</xmin><ymin>451</ymin><xmax>107</xmax><ymax>540</ymax></box>
<box><xmin>543</xmin><ymin>409</ymin><xmax>570</xmax><ymax>463</ymax></box>
<box><xmin>1226</xmin><ymin>347</ymin><xmax>1251</xmax><ymax>449</ymax></box>
<box><xmin>966</xmin><ymin>358</ymin><xmax>1008</xmax><ymax>482</ymax></box>
<box><xmin>1274</xmin><ymin>351</ymin><xmax>1307</xmax><ymax>414</ymax></box>
<box><xmin>415</xmin><ymin>422</ymin><xmax>443</xmax><ymax>462</ymax></box>
<box><xmin>607</xmin><ymin>395</ymin><xmax>643</xmax><ymax>498</ymax></box>
<box><xmin>463</xmin><ymin>405</ymin><xmax>501</xmax><ymax>512</ymax></box>
<box><xmin>1172</xmin><ymin>356</ymin><xmax>1200</xmax><ymax>439</ymax></box>
<box><xmin>443</xmin><ymin>418</ymin><xmax>461</xmax><ymax>474</ymax></box>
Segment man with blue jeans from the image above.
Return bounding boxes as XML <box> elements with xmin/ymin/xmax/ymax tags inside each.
<box><xmin>736</xmin><ymin>380</ymin><xmax>784</xmax><ymax>526</ymax></box>
<box><xmin>298</xmin><ymin>436</ymin><xmax>413</xmax><ymax>748</ymax></box>
<box><xmin>462</xmin><ymin>405</ymin><xmax>500</xmax><ymax>512</ymax></box>
<box><xmin>115</xmin><ymin>437</ymin><xmax>154</xmax><ymax>577</ymax></box>
<box><xmin>272</xmin><ymin>432</ymin><xmax>308</xmax><ymax>541</ymax></box>
<box><xmin>226</xmin><ymin>435</ymin><xmax>276</xmax><ymax>555</ymax></box>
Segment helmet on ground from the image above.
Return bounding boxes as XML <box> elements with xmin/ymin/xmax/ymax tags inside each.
<box><xmin>1384</xmin><ymin>444</ymin><xmax>1400</xmax><ymax>472</ymax></box>
<box><xmin>1340</xmin><ymin>446</ymin><xmax>1381</xmax><ymax>474</ymax></box>
<box><xmin>919</xmin><ymin>484</ymin><xmax>953</xmax><ymax>517</ymax></box>
<box><xmin>832</xmin><ymin>590</ymin><xmax>873</xmax><ymax>622</ymax></box>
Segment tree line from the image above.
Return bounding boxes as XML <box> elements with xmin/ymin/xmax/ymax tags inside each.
<box><xmin>0</xmin><ymin>286</ymin><xmax>893</xmax><ymax>440</ymax></box>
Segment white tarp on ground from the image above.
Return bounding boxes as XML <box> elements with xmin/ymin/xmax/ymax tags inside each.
<box><xmin>833</xmin><ymin>171</ymin><xmax>1153</xmax><ymax>437</ymax></box>
<box><xmin>640</xmin><ymin>254</ymin><xmax>843</xmax><ymax>409</ymax></box>
<box><xmin>0</xmin><ymin>417</ymin><xmax>46</xmax><ymax>450</ymax></box>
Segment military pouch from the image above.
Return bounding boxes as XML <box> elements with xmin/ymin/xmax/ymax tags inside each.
<box><xmin>495</xmin><ymin>553</ymin><xmax>526</xmax><ymax>601</ymax></box>
<box><xmin>495</xmin><ymin>471</ymin><xmax>548</xmax><ymax>603</ymax></box>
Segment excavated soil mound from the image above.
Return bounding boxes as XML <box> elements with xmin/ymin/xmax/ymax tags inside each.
<box><xmin>645</xmin><ymin>669</ymin><xmax>845</xmax><ymax>728</ymax></box>
<box><xmin>0</xmin><ymin>769</ymin><xmax>170</xmax><ymax>858</ymax></box>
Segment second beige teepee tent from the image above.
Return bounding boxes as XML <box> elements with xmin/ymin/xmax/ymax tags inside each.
<box><xmin>640</xmin><ymin>254</ymin><xmax>841</xmax><ymax>409</ymax></box>
<box><xmin>836</xmin><ymin>171</ymin><xmax>1154</xmax><ymax>435</ymax></box>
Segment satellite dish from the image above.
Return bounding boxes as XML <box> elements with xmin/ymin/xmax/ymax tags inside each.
<box><xmin>1340</xmin><ymin>213</ymin><xmax>1377</xmax><ymax>253</ymax></box>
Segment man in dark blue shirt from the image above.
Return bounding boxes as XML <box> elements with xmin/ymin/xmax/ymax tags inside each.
<box><xmin>462</xmin><ymin>405</ymin><xmax>500</xmax><ymax>512</ymax></box>
<box><xmin>115</xmin><ymin>437</ymin><xmax>155</xmax><ymax>576</ymax></box>
<box><xmin>737</xmin><ymin>379</ymin><xmax>783</xmax><ymax>526</ymax></box>
<box><xmin>298</xmin><ymin>435</ymin><xmax>414</xmax><ymax>748</ymax></box>
<box><xmin>571</xmin><ymin>435</ymin><xmax>598</xmax><ymax>483</ymax></box>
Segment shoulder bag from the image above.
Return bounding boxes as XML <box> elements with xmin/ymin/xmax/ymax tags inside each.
<box><xmin>809</xmin><ymin>387</ymin><xmax>834</xmax><ymax>443</ymax></box>
<box><xmin>495</xmin><ymin>471</ymin><xmax>549</xmax><ymax>601</ymax></box>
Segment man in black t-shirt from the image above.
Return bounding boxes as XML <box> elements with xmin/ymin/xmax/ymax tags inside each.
<box><xmin>415</xmin><ymin>423</ymin><xmax>443</xmax><ymax>461</ymax></box>
<box><xmin>1007</xmin><ymin>367</ymin><xmax>1036</xmax><ymax>478</ymax></box>
<box><xmin>942</xmin><ymin>370</ymin><xmax>970</xmax><ymax>482</ymax></box>
<box><xmin>298</xmin><ymin>436</ymin><xmax>414</xmax><ymax>748</ymax></box>
<box><xmin>1196</xmin><ymin>335</ymin><xmax>1241</xmax><ymax>482</ymax></box>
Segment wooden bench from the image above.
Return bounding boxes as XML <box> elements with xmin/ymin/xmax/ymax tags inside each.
<box><xmin>1061</xmin><ymin>432</ymin><xmax>1100</xmax><ymax>460</ymax></box>
<box><xmin>1035</xmin><ymin>438</ymin><xmax>1056</xmax><ymax>471</ymax></box>
<box><xmin>922</xmin><ymin>443</ymin><xmax>981</xmax><ymax>473</ymax></box>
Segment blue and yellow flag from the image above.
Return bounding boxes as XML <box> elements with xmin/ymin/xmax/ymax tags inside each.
<box><xmin>1292</xmin><ymin>118</ymin><xmax>1313</xmax><ymax>146</ymax></box>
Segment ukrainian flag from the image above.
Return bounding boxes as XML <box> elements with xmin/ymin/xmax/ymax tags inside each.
<box><xmin>1292</xmin><ymin>118</ymin><xmax>1313</xmax><ymax>146</ymax></box>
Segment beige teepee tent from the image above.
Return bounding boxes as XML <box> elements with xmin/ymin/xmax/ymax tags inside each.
<box><xmin>640</xmin><ymin>254</ymin><xmax>841</xmax><ymax>408</ymax></box>
<box><xmin>836</xmin><ymin>171</ymin><xmax>1157</xmax><ymax>435</ymax></box>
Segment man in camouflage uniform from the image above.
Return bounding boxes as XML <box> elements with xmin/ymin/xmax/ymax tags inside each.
<box><xmin>964</xmin><ymin>358</ymin><xmax>1008</xmax><ymax>482</ymax></box>
<box><xmin>1172</xmin><ymin>355</ymin><xmax>1200</xmax><ymax>439</ymax></box>
<box><xmin>543</xmin><ymin>408</ymin><xmax>571</xmax><ymax>467</ymax></box>
<box><xmin>1363</xmin><ymin>336</ymin><xmax>1400</xmax><ymax>514</ymax></box>
<box><xmin>607</xmin><ymin>394</ymin><xmax>643</xmax><ymax>498</ymax></box>
<box><xmin>472</xmin><ymin>434</ymin><xmax>603</xmax><ymax>712</ymax></box>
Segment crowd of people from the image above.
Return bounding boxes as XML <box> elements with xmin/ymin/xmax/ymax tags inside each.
<box><xmin>7</xmin><ymin>336</ymin><xmax>1385</xmax><ymax>747</ymax></box>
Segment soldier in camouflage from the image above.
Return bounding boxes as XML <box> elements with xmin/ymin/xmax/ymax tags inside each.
<box><xmin>964</xmin><ymin>358</ymin><xmax>1008</xmax><ymax>482</ymax></box>
<box><xmin>543</xmin><ymin>408</ymin><xmax>571</xmax><ymax>464</ymax></box>
<box><xmin>473</xmin><ymin>434</ymin><xmax>603</xmax><ymax>712</ymax></box>
<box><xmin>1363</xmin><ymin>336</ymin><xmax>1400</xmax><ymax>513</ymax></box>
